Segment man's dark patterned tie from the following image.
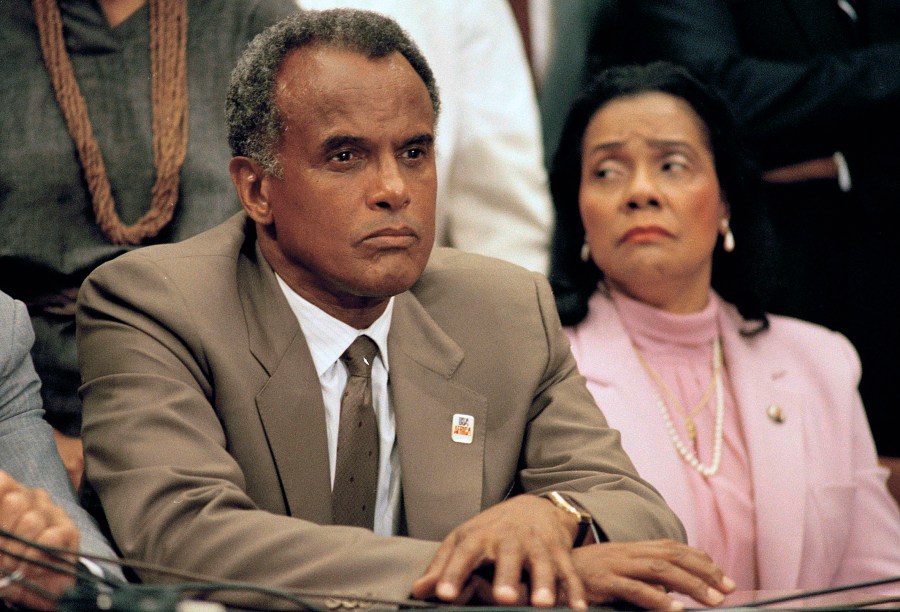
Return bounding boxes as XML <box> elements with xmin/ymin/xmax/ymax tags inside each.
<box><xmin>331</xmin><ymin>335</ymin><xmax>380</xmax><ymax>528</ymax></box>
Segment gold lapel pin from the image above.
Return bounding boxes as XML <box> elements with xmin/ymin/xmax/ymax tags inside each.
<box><xmin>766</xmin><ymin>404</ymin><xmax>785</xmax><ymax>424</ymax></box>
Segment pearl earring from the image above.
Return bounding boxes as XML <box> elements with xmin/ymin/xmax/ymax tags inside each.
<box><xmin>720</xmin><ymin>219</ymin><xmax>735</xmax><ymax>253</ymax></box>
<box><xmin>580</xmin><ymin>242</ymin><xmax>591</xmax><ymax>262</ymax></box>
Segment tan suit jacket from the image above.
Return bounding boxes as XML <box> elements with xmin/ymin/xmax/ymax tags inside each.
<box><xmin>76</xmin><ymin>213</ymin><xmax>683</xmax><ymax>600</ymax></box>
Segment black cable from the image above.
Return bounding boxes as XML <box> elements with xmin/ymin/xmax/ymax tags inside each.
<box><xmin>1</xmin><ymin>540</ymin><xmax>332</xmax><ymax>612</ymax></box>
<box><xmin>0</xmin><ymin>567</ymin><xmax>58</xmax><ymax>602</ymax></box>
<box><xmin>59</xmin><ymin>580</ymin><xmax>328</xmax><ymax>612</ymax></box>
<box><xmin>18</xmin><ymin>525</ymin><xmax>895</xmax><ymax>611</ymax></box>
<box><xmin>790</xmin><ymin>595</ymin><xmax>900</xmax><ymax>611</ymax></box>
<box><xmin>0</xmin><ymin>543</ymin><xmax>81</xmax><ymax>580</ymax></box>
<box><xmin>727</xmin><ymin>575</ymin><xmax>900</xmax><ymax>609</ymax></box>
<box><xmin>0</xmin><ymin>528</ymin><xmax>121</xmax><ymax>589</ymax></box>
<box><xmin>2</xmin><ymin>527</ymin><xmax>435</xmax><ymax>610</ymax></box>
<box><xmin>0</xmin><ymin>539</ymin><xmax>114</xmax><ymax>610</ymax></box>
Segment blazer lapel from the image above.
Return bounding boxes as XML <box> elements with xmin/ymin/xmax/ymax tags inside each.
<box><xmin>575</xmin><ymin>295</ymin><xmax>698</xmax><ymax>538</ymax></box>
<box><xmin>719</xmin><ymin>307</ymin><xmax>806</xmax><ymax>588</ymax></box>
<box><xmin>238</xmin><ymin>239</ymin><xmax>333</xmax><ymax>524</ymax></box>
<box><xmin>388</xmin><ymin>291</ymin><xmax>486</xmax><ymax>541</ymax></box>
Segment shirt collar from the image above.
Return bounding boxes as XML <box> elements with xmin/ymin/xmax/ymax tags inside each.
<box><xmin>275</xmin><ymin>274</ymin><xmax>393</xmax><ymax>376</ymax></box>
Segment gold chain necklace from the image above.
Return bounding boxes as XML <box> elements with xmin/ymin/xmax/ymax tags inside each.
<box><xmin>32</xmin><ymin>0</ymin><xmax>188</xmax><ymax>245</ymax></box>
<box><xmin>635</xmin><ymin>337</ymin><xmax>725</xmax><ymax>477</ymax></box>
<box><xmin>635</xmin><ymin>342</ymin><xmax>720</xmax><ymax>447</ymax></box>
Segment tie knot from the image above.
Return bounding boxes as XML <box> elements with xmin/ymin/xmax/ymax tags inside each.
<box><xmin>341</xmin><ymin>335</ymin><xmax>379</xmax><ymax>378</ymax></box>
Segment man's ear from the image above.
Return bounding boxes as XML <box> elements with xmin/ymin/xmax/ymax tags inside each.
<box><xmin>230</xmin><ymin>156</ymin><xmax>274</xmax><ymax>224</ymax></box>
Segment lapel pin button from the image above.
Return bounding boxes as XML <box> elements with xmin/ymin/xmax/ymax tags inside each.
<box><xmin>766</xmin><ymin>404</ymin><xmax>785</xmax><ymax>424</ymax></box>
<box><xmin>451</xmin><ymin>413</ymin><xmax>474</xmax><ymax>444</ymax></box>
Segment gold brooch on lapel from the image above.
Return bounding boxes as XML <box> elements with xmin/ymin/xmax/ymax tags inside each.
<box><xmin>766</xmin><ymin>404</ymin><xmax>785</xmax><ymax>424</ymax></box>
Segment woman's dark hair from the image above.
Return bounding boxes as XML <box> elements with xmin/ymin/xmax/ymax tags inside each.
<box><xmin>549</xmin><ymin>61</ymin><xmax>771</xmax><ymax>333</ymax></box>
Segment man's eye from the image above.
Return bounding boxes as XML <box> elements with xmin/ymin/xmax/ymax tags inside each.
<box><xmin>332</xmin><ymin>151</ymin><xmax>353</xmax><ymax>162</ymax></box>
<box><xmin>405</xmin><ymin>148</ymin><xmax>424</xmax><ymax>159</ymax></box>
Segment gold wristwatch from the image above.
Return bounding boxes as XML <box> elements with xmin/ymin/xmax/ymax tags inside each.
<box><xmin>540</xmin><ymin>491</ymin><xmax>593</xmax><ymax>547</ymax></box>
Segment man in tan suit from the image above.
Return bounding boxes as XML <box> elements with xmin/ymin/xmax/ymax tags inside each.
<box><xmin>75</xmin><ymin>9</ymin><xmax>733</xmax><ymax>610</ymax></box>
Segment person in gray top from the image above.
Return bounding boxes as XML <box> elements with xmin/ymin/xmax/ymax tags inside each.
<box><xmin>0</xmin><ymin>0</ymin><xmax>297</xmax><ymax>486</ymax></box>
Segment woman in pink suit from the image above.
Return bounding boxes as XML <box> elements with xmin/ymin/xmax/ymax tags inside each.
<box><xmin>549</xmin><ymin>62</ymin><xmax>900</xmax><ymax>593</ymax></box>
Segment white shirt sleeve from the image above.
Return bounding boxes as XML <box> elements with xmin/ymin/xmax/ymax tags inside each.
<box><xmin>438</xmin><ymin>0</ymin><xmax>553</xmax><ymax>274</ymax></box>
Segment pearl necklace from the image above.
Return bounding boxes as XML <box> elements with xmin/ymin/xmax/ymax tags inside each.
<box><xmin>637</xmin><ymin>336</ymin><xmax>725</xmax><ymax>478</ymax></box>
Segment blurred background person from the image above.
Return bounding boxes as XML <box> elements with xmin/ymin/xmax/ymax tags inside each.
<box><xmin>508</xmin><ymin>0</ymin><xmax>625</xmax><ymax>170</ymax></box>
<box><xmin>300</xmin><ymin>0</ymin><xmax>554</xmax><ymax>274</ymax></box>
<box><xmin>550</xmin><ymin>62</ymin><xmax>900</xmax><ymax>592</ymax></box>
<box><xmin>0</xmin><ymin>0</ymin><xmax>296</xmax><ymax>487</ymax></box>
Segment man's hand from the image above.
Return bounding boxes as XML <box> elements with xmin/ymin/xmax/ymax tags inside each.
<box><xmin>0</xmin><ymin>470</ymin><xmax>79</xmax><ymax>611</ymax></box>
<box><xmin>569</xmin><ymin>540</ymin><xmax>735</xmax><ymax>611</ymax></box>
<box><xmin>52</xmin><ymin>429</ymin><xmax>84</xmax><ymax>491</ymax></box>
<box><xmin>410</xmin><ymin>494</ymin><xmax>588</xmax><ymax>609</ymax></box>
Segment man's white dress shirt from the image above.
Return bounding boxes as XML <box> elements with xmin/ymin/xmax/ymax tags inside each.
<box><xmin>277</xmin><ymin>276</ymin><xmax>401</xmax><ymax>536</ymax></box>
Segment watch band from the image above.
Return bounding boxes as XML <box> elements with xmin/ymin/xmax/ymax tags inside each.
<box><xmin>540</xmin><ymin>491</ymin><xmax>593</xmax><ymax>547</ymax></box>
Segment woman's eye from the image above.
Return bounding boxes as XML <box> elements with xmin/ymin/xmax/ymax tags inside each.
<box><xmin>662</xmin><ymin>160</ymin><xmax>687</xmax><ymax>172</ymax></box>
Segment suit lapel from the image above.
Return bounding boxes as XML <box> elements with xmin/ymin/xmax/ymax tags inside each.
<box><xmin>783</xmin><ymin>0</ymin><xmax>857</xmax><ymax>50</ymax></box>
<box><xmin>719</xmin><ymin>307</ymin><xmax>806</xmax><ymax>588</ymax></box>
<box><xmin>388</xmin><ymin>292</ymin><xmax>486</xmax><ymax>541</ymax></box>
<box><xmin>238</xmin><ymin>238</ymin><xmax>333</xmax><ymax>524</ymax></box>
<box><xmin>575</xmin><ymin>295</ymin><xmax>698</xmax><ymax>537</ymax></box>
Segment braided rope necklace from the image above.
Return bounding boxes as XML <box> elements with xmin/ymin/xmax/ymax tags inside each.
<box><xmin>32</xmin><ymin>0</ymin><xmax>188</xmax><ymax>245</ymax></box>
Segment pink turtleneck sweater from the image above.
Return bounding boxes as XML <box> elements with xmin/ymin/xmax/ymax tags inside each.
<box><xmin>611</xmin><ymin>289</ymin><xmax>759</xmax><ymax>589</ymax></box>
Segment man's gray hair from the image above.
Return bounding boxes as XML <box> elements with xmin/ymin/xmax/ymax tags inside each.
<box><xmin>226</xmin><ymin>8</ymin><xmax>441</xmax><ymax>176</ymax></box>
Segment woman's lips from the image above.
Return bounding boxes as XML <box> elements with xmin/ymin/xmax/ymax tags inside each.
<box><xmin>620</xmin><ymin>225</ymin><xmax>673</xmax><ymax>244</ymax></box>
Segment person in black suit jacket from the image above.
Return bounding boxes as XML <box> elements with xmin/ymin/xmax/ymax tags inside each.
<box><xmin>613</xmin><ymin>0</ymin><xmax>900</xmax><ymax>458</ymax></box>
